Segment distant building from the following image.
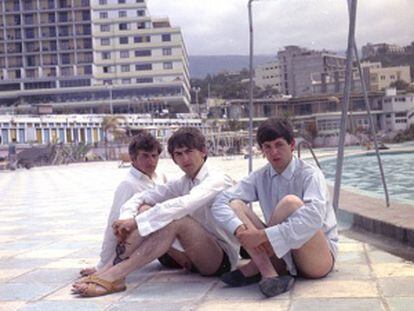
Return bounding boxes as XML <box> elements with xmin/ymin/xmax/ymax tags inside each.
<box><xmin>0</xmin><ymin>0</ymin><xmax>190</xmax><ymax>114</ymax></box>
<box><xmin>363</xmin><ymin>63</ymin><xmax>412</xmax><ymax>91</ymax></box>
<box><xmin>277</xmin><ymin>46</ymin><xmax>346</xmax><ymax>97</ymax></box>
<box><xmin>362</xmin><ymin>43</ymin><xmax>406</xmax><ymax>59</ymax></box>
<box><xmin>380</xmin><ymin>89</ymin><xmax>414</xmax><ymax>132</ymax></box>
<box><xmin>254</xmin><ymin>60</ymin><xmax>282</xmax><ymax>91</ymax></box>
<box><xmin>0</xmin><ymin>114</ymin><xmax>202</xmax><ymax>145</ymax></box>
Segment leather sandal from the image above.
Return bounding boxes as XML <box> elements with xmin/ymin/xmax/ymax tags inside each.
<box><xmin>76</xmin><ymin>275</ymin><xmax>126</xmax><ymax>297</ymax></box>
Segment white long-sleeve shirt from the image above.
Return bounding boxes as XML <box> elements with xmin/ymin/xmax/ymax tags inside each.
<box><xmin>120</xmin><ymin>162</ymin><xmax>239</xmax><ymax>269</ymax></box>
<box><xmin>212</xmin><ymin>156</ymin><xmax>338</xmax><ymax>275</ymax></box>
<box><xmin>96</xmin><ymin>167</ymin><xmax>166</xmax><ymax>269</ymax></box>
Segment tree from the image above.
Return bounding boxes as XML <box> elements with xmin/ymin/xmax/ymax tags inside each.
<box><xmin>102</xmin><ymin>115</ymin><xmax>127</xmax><ymax>160</ymax></box>
<box><xmin>389</xmin><ymin>79</ymin><xmax>410</xmax><ymax>90</ymax></box>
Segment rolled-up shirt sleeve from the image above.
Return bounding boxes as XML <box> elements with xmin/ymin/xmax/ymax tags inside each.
<box><xmin>136</xmin><ymin>174</ymin><xmax>233</xmax><ymax>236</ymax></box>
<box><xmin>265</xmin><ymin>170</ymin><xmax>328</xmax><ymax>259</ymax></box>
<box><xmin>212</xmin><ymin>173</ymin><xmax>259</xmax><ymax>235</ymax></box>
<box><xmin>119</xmin><ymin>180</ymin><xmax>178</xmax><ymax>220</ymax></box>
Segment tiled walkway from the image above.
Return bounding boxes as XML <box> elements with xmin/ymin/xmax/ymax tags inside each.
<box><xmin>1</xmin><ymin>160</ymin><xmax>414</xmax><ymax>310</ymax></box>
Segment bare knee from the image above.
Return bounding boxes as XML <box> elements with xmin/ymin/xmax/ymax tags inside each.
<box><xmin>279</xmin><ymin>195</ymin><xmax>304</xmax><ymax>209</ymax></box>
<box><xmin>270</xmin><ymin>195</ymin><xmax>304</xmax><ymax>224</ymax></box>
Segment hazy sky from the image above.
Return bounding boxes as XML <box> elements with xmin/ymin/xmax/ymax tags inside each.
<box><xmin>147</xmin><ymin>0</ymin><xmax>414</xmax><ymax>56</ymax></box>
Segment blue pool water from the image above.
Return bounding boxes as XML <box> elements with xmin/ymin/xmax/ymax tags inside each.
<box><xmin>320</xmin><ymin>152</ymin><xmax>414</xmax><ymax>203</ymax></box>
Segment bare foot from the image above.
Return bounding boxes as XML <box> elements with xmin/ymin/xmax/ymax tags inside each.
<box><xmin>80</xmin><ymin>267</ymin><xmax>96</xmax><ymax>277</ymax></box>
<box><xmin>72</xmin><ymin>276</ymin><xmax>126</xmax><ymax>297</ymax></box>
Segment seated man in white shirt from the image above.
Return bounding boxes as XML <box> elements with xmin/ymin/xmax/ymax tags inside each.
<box><xmin>79</xmin><ymin>130</ymin><xmax>173</xmax><ymax>277</ymax></box>
<box><xmin>72</xmin><ymin>127</ymin><xmax>238</xmax><ymax>297</ymax></box>
<box><xmin>212</xmin><ymin>118</ymin><xmax>338</xmax><ymax>297</ymax></box>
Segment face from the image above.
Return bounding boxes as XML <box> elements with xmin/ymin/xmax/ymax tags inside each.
<box><xmin>131</xmin><ymin>149</ymin><xmax>160</xmax><ymax>177</ymax></box>
<box><xmin>172</xmin><ymin>146</ymin><xmax>206</xmax><ymax>179</ymax></box>
<box><xmin>260</xmin><ymin>137</ymin><xmax>295</xmax><ymax>174</ymax></box>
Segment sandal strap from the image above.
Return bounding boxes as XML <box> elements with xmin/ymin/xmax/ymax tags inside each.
<box><xmin>86</xmin><ymin>275</ymin><xmax>116</xmax><ymax>291</ymax></box>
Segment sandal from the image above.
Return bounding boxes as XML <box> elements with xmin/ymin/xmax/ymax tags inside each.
<box><xmin>76</xmin><ymin>275</ymin><xmax>126</xmax><ymax>297</ymax></box>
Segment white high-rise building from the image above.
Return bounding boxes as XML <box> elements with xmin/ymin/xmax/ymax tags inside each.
<box><xmin>0</xmin><ymin>0</ymin><xmax>190</xmax><ymax>114</ymax></box>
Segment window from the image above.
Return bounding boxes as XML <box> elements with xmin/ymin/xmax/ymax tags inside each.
<box><xmin>99</xmin><ymin>0</ymin><xmax>107</xmax><ymax>4</ymax></box>
<box><xmin>162</xmin><ymin>48</ymin><xmax>172</xmax><ymax>56</ymax></box>
<box><xmin>134</xmin><ymin>35</ymin><xmax>150</xmax><ymax>43</ymax></box>
<box><xmin>102</xmin><ymin>52</ymin><xmax>111</xmax><ymax>59</ymax></box>
<box><xmin>119</xmin><ymin>37</ymin><xmax>128</xmax><ymax>44</ymax></box>
<box><xmin>136</xmin><ymin>0</ymin><xmax>144</xmax><ymax>2</ymax></box>
<box><xmin>103</xmin><ymin>66</ymin><xmax>111</xmax><ymax>73</ymax></box>
<box><xmin>101</xmin><ymin>38</ymin><xmax>110</xmax><ymax>46</ymax></box>
<box><xmin>119</xmin><ymin>23</ymin><xmax>128</xmax><ymax>30</ymax></box>
<box><xmin>163</xmin><ymin>62</ymin><xmax>173</xmax><ymax>70</ymax></box>
<box><xmin>137</xmin><ymin>22</ymin><xmax>146</xmax><ymax>29</ymax></box>
<box><xmin>118</xmin><ymin>0</ymin><xmax>126</xmax><ymax>3</ymax></box>
<box><xmin>136</xmin><ymin>77</ymin><xmax>153</xmax><ymax>83</ymax></box>
<box><xmin>137</xmin><ymin>10</ymin><xmax>145</xmax><ymax>17</ymax></box>
<box><xmin>135</xmin><ymin>64</ymin><xmax>152</xmax><ymax>71</ymax></box>
<box><xmin>120</xmin><ymin>50</ymin><xmax>129</xmax><ymax>58</ymax></box>
<box><xmin>100</xmin><ymin>24</ymin><xmax>110</xmax><ymax>32</ymax></box>
<box><xmin>119</xmin><ymin>11</ymin><xmax>127</xmax><ymax>18</ymax></box>
<box><xmin>121</xmin><ymin>65</ymin><xmax>130</xmax><ymax>72</ymax></box>
<box><xmin>135</xmin><ymin>50</ymin><xmax>151</xmax><ymax>57</ymax></box>
<box><xmin>121</xmin><ymin>78</ymin><xmax>131</xmax><ymax>84</ymax></box>
<box><xmin>162</xmin><ymin>34</ymin><xmax>171</xmax><ymax>42</ymax></box>
<box><xmin>99</xmin><ymin>12</ymin><xmax>108</xmax><ymax>19</ymax></box>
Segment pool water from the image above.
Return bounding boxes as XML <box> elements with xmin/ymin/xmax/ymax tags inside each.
<box><xmin>320</xmin><ymin>152</ymin><xmax>414</xmax><ymax>203</ymax></box>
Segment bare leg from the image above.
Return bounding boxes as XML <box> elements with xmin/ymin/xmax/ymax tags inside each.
<box><xmin>268</xmin><ymin>195</ymin><xmax>333</xmax><ymax>279</ymax></box>
<box><xmin>229</xmin><ymin>200</ymin><xmax>278</xmax><ymax>278</ymax></box>
<box><xmin>74</xmin><ymin>216</ymin><xmax>225</xmax><ymax>296</ymax></box>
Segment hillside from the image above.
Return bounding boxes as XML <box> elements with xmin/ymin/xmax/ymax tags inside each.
<box><xmin>188</xmin><ymin>55</ymin><xmax>275</xmax><ymax>78</ymax></box>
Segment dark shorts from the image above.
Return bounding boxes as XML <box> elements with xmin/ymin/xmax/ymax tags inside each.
<box><xmin>158</xmin><ymin>251</ymin><xmax>231</xmax><ymax>277</ymax></box>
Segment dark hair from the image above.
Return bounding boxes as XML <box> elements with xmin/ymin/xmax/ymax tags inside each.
<box><xmin>256</xmin><ymin>118</ymin><xmax>294</xmax><ymax>147</ymax></box>
<box><xmin>167</xmin><ymin>127</ymin><xmax>206</xmax><ymax>158</ymax></box>
<box><xmin>128</xmin><ymin>130</ymin><xmax>162</xmax><ymax>160</ymax></box>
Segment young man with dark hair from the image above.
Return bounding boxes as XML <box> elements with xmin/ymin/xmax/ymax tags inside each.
<box><xmin>79</xmin><ymin>130</ymin><xmax>166</xmax><ymax>277</ymax></box>
<box><xmin>72</xmin><ymin>127</ymin><xmax>238</xmax><ymax>297</ymax></box>
<box><xmin>212</xmin><ymin>118</ymin><xmax>338</xmax><ymax>297</ymax></box>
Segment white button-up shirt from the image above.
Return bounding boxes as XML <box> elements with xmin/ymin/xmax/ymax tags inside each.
<box><xmin>97</xmin><ymin>167</ymin><xmax>166</xmax><ymax>269</ymax></box>
<box><xmin>120</xmin><ymin>162</ymin><xmax>240</xmax><ymax>269</ymax></box>
<box><xmin>212</xmin><ymin>156</ymin><xmax>338</xmax><ymax>275</ymax></box>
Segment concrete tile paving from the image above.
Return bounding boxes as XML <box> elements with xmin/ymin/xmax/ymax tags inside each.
<box><xmin>1</xmin><ymin>160</ymin><xmax>414</xmax><ymax>310</ymax></box>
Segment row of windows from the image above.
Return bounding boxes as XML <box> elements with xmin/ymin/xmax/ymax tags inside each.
<box><xmin>102</xmin><ymin>62</ymin><xmax>173</xmax><ymax>73</ymax></box>
<box><xmin>101</xmin><ymin>48</ymin><xmax>171</xmax><ymax>59</ymax></box>
<box><xmin>99</xmin><ymin>10</ymin><xmax>145</xmax><ymax>19</ymax></box>
<box><xmin>99</xmin><ymin>0</ymin><xmax>144</xmax><ymax>4</ymax></box>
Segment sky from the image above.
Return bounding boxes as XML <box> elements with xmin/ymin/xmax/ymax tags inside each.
<box><xmin>147</xmin><ymin>0</ymin><xmax>414</xmax><ymax>56</ymax></box>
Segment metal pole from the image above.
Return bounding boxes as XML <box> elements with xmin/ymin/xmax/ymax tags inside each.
<box><xmin>333</xmin><ymin>0</ymin><xmax>358</xmax><ymax>211</ymax></box>
<box><xmin>353</xmin><ymin>40</ymin><xmax>390</xmax><ymax>207</ymax></box>
<box><xmin>248</xmin><ymin>0</ymin><xmax>254</xmax><ymax>174</ymax></box>
<box><xmin>109</xmin><ymin>85</ymin><xmax>113</xmax><ymax>114</ymax></box>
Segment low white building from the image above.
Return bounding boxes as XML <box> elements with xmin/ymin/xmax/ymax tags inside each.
<box><xmin>380</xmin><ymin>89</ymin><xmax>414</xmax><ymax>132</ymax></box>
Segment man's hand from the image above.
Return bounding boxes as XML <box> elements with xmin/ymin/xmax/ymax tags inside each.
<box><xmin>138</xmin><ymin>203</ymin><xmax>152</xmax><ymax>214</ymax></box>
<box><xmin>112</xmin><ymin>218</ymin><xmax>137</xmax><ymax>242</ymax></box>
<box><xmin>236</xmin><ymin>226</ymin><xmax>268</xmax><ymax>250</ymax></box>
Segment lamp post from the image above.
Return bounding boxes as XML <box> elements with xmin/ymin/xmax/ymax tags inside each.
<box><xmin>192</xmin><ymin>86</ymin><xmax>201</xmax><ymax>116</ymax></box>
<box><xmin>248</xmin><ymin>0</ymin><xmax>255</xmax><ymax>174</ymax></box>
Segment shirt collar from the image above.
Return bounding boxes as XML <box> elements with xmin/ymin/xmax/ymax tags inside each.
<box><xmin>191</xmin><ymin>161</ymin><xmax>209</xmax><ymax>183</ymax></box>
<box><xmin>269</xmin><ymin>156</ymin><xmax>296</xmax><ymax>180</ymax></box>
<box><xmin>129</xmin><ymin>166</ymin><xmax>157</xmax><ymax>182</ymax></box>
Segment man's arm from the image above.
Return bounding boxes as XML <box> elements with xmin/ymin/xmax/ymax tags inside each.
<box><xmin>135</xmin><ymin>173</ymin><xmax>234</xmax><ymax>237</ymax></box>
<box><xmin>265</xmin><ymin>170</ymin><xmax>329</xmax><ymax>259</ymax></box>
<box><xmin>211</xmin><ymin>172</ymin><xmax>259</xmax><ymax>235</ymax></box>
<box><xmin>119</xmin><ymin>179</ymin><xmax>179</xmax><ymax>220</ymax></box>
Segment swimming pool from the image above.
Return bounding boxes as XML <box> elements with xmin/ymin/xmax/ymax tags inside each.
<box><xmin>320</xmin><ymin>151</ymin><xmax>414</xmax><ymax>203</ymax></box>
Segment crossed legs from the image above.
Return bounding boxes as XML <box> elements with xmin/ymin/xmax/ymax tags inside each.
<box><xmin>230</xmin><ymin>195</ymin><xmax>333</xmax><ymax>279</ymax></box>
<box><xmin>73</xmin><ymin>216</ymin><xmax>225</xmax><ymax>296</ymax></box>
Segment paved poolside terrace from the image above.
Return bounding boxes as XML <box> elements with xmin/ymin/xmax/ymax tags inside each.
<box><xmin>1</xmin><ymin>157</ymin><xmax>414</xmax><ymax>311</ymax></box>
